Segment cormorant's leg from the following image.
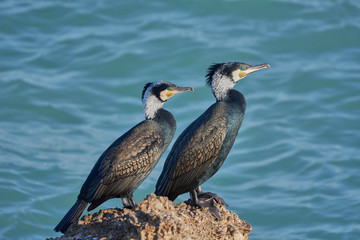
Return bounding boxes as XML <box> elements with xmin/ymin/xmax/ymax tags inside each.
<box><xmin>190</xmin><ymin>189</ymin><xmax>199</xmax><ymax>205</ymax></box>
<box><xmin>190</xmin><ymin>187</ymin><xmax>221</xmax><ymax>220</ymax></box>
<box><xmin>122</xmin><ymin>197</ymin><xmax>132</xmax><ymax>209</ymax></box>
<box><xmin>128</xmin><ymin>195</ymin><xmax>136</xmax><ymax>208</ymax></box>
<box><xmin>195</xmin><ymin>185</ymin><xmax>203</xmax><ymax>195</ymax></box>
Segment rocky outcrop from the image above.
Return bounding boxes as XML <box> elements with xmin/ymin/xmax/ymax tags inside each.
<box><xmin>48</xmin><ymin>193</ymin><xmax>251</xmax><ymax>240</ymax></box>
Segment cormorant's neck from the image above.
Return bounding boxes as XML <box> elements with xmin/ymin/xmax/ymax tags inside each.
<box><xmin>211</xmin><ymin>75</ymin><xmax>236</xmax><ymax>101</ymax></box>
<box><xmin>227</xmin><ymin>89</ymin><xmax>245</xmax><ymax>102</ymax></box>
<box><xmin>143</xmin><ymin>94</ymin><xmax>164</xmax><ymax>120</ymax></box>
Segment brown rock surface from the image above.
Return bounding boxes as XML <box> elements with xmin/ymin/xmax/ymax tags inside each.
<box><xmin>48</xmin><ymin>193</ymin><xmax>252</xmax><ymax>240</ymax></box>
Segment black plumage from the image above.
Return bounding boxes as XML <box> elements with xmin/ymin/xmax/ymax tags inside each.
<box><xmin>156</xmin><ymin>62</ymin><xmax>270</xmax><ymax>208</ymax></box>
<box><xmin>54</xmin><ymin>81</ymin><xmax>193</xmax><ymax>233</ymax></box>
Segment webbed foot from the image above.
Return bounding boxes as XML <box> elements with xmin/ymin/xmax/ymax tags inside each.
<box><xmin>197</xmin><ymin>197</ymin><xmax>221</xmax><ymax>220</ymax></box>
<box><xmin>197</xmin><ymin>192</ymin><xmax>228</xmax><ymax>207</ymax></box>
<box><xmin>188</xmin><ymin>189</ymin><xmax>227</xmax><ymax>220</ymax></box>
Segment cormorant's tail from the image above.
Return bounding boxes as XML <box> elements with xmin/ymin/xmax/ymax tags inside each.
<box><xmin>155</xmin><ymin>178</ymin><xmax>177</xmax><ymax>201</ymax></box>
<box><xmin>54</xmin><ymin>199</ymin><xmax>88</xmax><ymax>233</ymax></box>
<box><xmin>155</xmin><ymin>176</ymin><xmax>168</xmax><ymax>197</ymax></box>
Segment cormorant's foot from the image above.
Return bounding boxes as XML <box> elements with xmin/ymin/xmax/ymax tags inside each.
<box><xmin>185</xmin><ymin>196</ymin><xmax>221</xmax><ymax>220</ymax></box>
<box><xmin>197</xmin><ymin>198</ymin><xmax>222</xmax><ymax>220</ymax></box>
<box><xmin>197</xmin><ymin>192</ymin><xmax>228</xmax><ymax>207</ymax></box>
<box><xmin>185</xmin><ymin>191</ymin><xmax>227</xmax><ymax>220</ymax></box>
<box><xmin>123</xmin><ymin>205</ymin><xmax>134</xmax><ymax>209</ymax></box>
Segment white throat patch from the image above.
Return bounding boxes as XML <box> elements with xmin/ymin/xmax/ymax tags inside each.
<box><xmin>211</xmin><ymin>73</ymin><xmax>236</xmax><ymax>101</ymax></box>
<box><xmin>142</xmin><ymin>83</ymin><xmax>164</xmax><ymax>119</ymax></box>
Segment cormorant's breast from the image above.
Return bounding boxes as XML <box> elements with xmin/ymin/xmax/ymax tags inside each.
<box><xmin>224</xmin><ymin>89</ymin><xmax>246</xmax><ymax>131</ymax></box>
<box><xmin>155</xmin><ymin>89</ymin><xmax>246</xmax><ymax>199</ymax></box>
<box><xmin>196</xmin><ymin>89</ymin><xmax>246</xmax><ymax>185</ymax></box>
<box><xmin>152</xmin><ymin>108</ymin><xmax>177</xmax><ymax>146</ymax></box>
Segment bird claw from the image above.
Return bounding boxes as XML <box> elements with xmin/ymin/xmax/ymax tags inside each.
<box><xmin>198</xmin><ymin>198</ymin><xmax>222</xmax><ymax>220</ymax></box>
<box><xmin>197</xmin><ymin>192</ymin><xmax>228</xmax><ymax>207</ymax></box>
<box><xmin>186</xmin><ymin>192</ymin><xmax>227</xmax><ymax>220</ymax></box>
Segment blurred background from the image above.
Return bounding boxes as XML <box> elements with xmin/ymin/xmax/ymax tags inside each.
<box><xmin>1</xmin><ymin>0</ymin><xmax>359</xmax><ymax>239</ymax></box>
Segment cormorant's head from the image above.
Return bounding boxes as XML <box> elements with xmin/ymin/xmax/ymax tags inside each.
<box><xmin>142</xmin><ymin>81</ymin><xmax>193</xmax><ymax>119</ymax></box>
<box><xmin>206</xmin><ymin>62</ymin><xmax>270</xmax><ymax>101</ymax></box>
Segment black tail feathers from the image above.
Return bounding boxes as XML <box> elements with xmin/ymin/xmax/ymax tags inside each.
<box><xmin>54</xmin><ymin>199</ymin><xmax>88</xmax><ymax>233</ymax></box>
<box><xmin>155</xmin><ymin>183</ymin><xmax>177</xmax><ymax>201</ymax></box>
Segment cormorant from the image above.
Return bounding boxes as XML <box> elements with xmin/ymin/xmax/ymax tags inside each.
<box><xmin>54</xmin><ymin>81</ymin><xmax>193</xmax><ymax>233</ymax></box>
<box><xmin>155</xmin><ymin>62</ymin><xmax>270</xmax><ymax>216</ymax></box>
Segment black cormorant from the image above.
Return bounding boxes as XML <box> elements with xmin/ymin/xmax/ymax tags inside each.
<box><xmin>155</xmin><ymin>62</ymin><xmax>270</xmax><ymax>215</ymax></box>
<box><xmin>54</xmin><ymin>81</ymin><xmax>193</xmax><ymax>233</ymax></box>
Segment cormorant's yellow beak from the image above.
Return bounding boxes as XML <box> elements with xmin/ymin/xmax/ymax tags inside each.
<box><xmin>239</xmin><ymin>63</ymin><xmax>270</xmax><ymax>79</ymax></box>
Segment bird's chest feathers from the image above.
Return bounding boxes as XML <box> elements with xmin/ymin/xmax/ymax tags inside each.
<box><xmin>215</xmin><ymin>101</ymin><xmax>244</xmax><ymax>127</ymax></box>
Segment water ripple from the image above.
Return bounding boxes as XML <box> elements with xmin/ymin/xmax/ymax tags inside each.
<box><xmin>1</xmin><ymin>0</ymin><xmax>359</xmax><ymax>239</ymax></box>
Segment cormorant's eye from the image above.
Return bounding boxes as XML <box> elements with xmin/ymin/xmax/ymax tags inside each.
<box><xmin>167</xmin><ymin>87</ymin><xmax>171</xmax><ymax>91</ymax></box>
<box><xmin>240</xmin><ymin>66</ymin><xmax>244</xmax><ymax>71</ymax></box>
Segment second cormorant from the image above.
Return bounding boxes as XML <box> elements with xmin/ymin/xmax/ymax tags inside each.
<box><xmin>155</xmin><ymin>62</ymin><xmax>270</xmax><ymax>216</ymax></box>
<box><xmin>54</xmin><ymin>81</ymin><xmax>193</xmax><ymax>233</ymax></box>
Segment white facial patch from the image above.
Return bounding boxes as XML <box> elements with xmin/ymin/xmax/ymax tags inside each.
<box><xmin>159</xmin><ymin>89</ymin><xmax>169</xmax><ymax>102</ymax></box>
<box><xmin>232</xmin><ymin>69</ymin><xmax>241</xmax><ymax>82</ymax></box>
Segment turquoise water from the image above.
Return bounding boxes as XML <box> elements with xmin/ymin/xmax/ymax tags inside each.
<box><xmin>1</xmin><ymin>0</ymin><xmax>359</xmax><ymax>239</ymax></box>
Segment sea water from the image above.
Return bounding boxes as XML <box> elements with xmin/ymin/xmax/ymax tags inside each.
<box><xmin>1</xmin><ymin>1</ymin><xmax>359</xmax><ymax>239</ymax></box>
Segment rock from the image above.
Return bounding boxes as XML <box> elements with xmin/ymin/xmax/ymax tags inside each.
<box><xmin>47</xmin><ymin>193</ymin><xmax>252</xmax><ymax>240</ymax></box>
